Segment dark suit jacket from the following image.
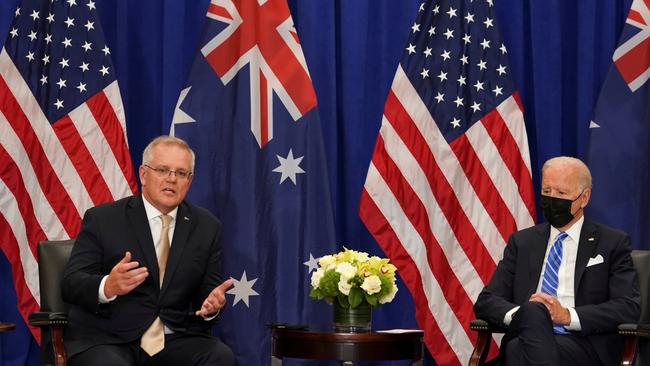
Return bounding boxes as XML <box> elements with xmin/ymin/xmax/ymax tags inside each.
<box><xmin>61</xmin><ymin>194</ymin><xmax>224</xmax><ymax>356</ymax></box>
<box><xmin>474</xmin><ymin>219</ymin><xmax>641</xmax><ymax>366</ymax></box>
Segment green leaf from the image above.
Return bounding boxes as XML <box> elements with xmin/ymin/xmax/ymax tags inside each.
<box><xmin>337</xmin><ymin>294</ymin><xmax>350</xmax><ymax>308</ymax></box>
<box><xmin>365</xmin><ymin>293</ymin><xmax>379</xmax><ymax>307</ymax></box>
<box><xmin>348</xmin><ymin>287</ymin><xmax>363</xmax><ymax>308</ymax></box>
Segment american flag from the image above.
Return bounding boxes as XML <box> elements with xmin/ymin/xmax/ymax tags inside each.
<box><xmin>0</xmin><ymin>0</ymin><xmax>136</xmax><ymax>342</ymax></box>
<box><xmin>359</xmin><ymin>0</ymin><xmax>536</xmax><ymax>364</ymax></box>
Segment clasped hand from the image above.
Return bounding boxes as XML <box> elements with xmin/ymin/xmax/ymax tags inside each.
<box><xmin>529</xmin><ymin>292</ymin><xmax>571</xmax><ymax>326</ymax></box>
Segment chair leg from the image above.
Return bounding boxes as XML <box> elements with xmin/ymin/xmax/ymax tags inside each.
<box><xmin>620</xmin><ymin>335</ymin><xmax>637</xmax><ymax>366</ymax></box>
<box><xmin>51</xmin><ymin>326</ymin><xmax>67</xmax><ymax>366</ymax></box>
<box><xmin>468</xmin><ymin>330</ymin><xmax>491</xmax><ymax>366</ymax></box>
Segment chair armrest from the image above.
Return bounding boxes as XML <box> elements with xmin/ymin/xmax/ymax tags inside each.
<box><xmin>618</xmin><ymin>323</ymin><xmax>650</xmax><ymax>338</ymax></box>
<box><xmin>29</xmin><ymin>312</ymin><xmax>68</xmax><ymax>366</ymax></box>
<box><xmin>28</xmin><ymin>312</ymin><xmax>68</xmax><ymax>327</ymax></box>
<box><xmin>469</xmin><ymin>319</ymin><xmax>505</xmax><ymax>366</ymax></box>
<box><xmin>470</xmin><ymin>319</ymin><xmax>508</xmax><ymax>334</ymax></box>
<box><xmin>470</xmin><ymin>319</ymin><xmax>490</xmax><ymax>331</ymax></box>
<box><xmin>617</xmin><ymin>323</ymin><xmax>650</xmax><ymax>366</ymax></box>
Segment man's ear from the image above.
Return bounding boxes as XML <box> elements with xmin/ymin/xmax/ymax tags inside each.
<box><xmin>139</xmin><ymin>165</ymin><xmax>147</xmax><ymax>185</ymax></box>
<box><xmin>581</xmin><ymin>188</ymin><xmax>591</xmax><ymax>208</ymax></box>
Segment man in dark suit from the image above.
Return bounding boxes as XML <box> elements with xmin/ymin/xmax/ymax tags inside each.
<box><xmin>62</xmin><ymin>136</ymin><xmax>234</xmax><ymax>366</ymax></box>
<box><xmin>474</xmin><ymin>156</ymin><xmax>640</xmax><ymax>366</ymax></box>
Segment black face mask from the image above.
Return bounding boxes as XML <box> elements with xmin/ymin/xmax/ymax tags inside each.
<box><xmin>540</xmin><ymin>191</ymin><xmax>583</xmax><ymax>228</ymax></box>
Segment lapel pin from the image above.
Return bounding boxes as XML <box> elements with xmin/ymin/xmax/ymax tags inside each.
<box><xmin>183</xmin><ymin>216</ymin><xmax>189</xmax><ymax>221</ymax></box>
<box><xmin>587</xmin><ymin>237</ymin><xmax>595</xmax><ymax>241</ymax></box>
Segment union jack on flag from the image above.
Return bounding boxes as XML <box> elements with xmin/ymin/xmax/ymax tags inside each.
<box><xmin>359</xmin><ymin>0</ymin><xmax>536</xmax><ymax>364</ymax></box>
<box><xmin>613</xmin><ymin>0</ymin><xmax>650</xmax><ymax>92</ymax></box>
<box><xmin>198</xmin><ymin>0</ymin><xmax>317</xmax><ymax>148</ymax></box>
<box><xmin>0</xmin><ymin>0</ymin><xmax>136</xmax><ymax>343</ymax></box>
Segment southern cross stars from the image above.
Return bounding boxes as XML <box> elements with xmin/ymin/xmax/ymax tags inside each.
<box><xmin>226</xmin><ymin>271</ymin><xmax>259</xmax><ymax>307</ymax></box>
<box><xmin>273</xmin><ymin>149</ymin><xmax>305</xmax><ymax>185</ymax></box>
<box><xmin>304</xmin><ymin>253</ymin><xmax>319</xmax><ymax>273</ymax></box>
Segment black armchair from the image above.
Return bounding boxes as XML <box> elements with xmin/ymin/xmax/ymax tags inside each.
<box><xmin>28</xmin><ymin>239</ymin><xmax>74</xmax><ymax>366</ymax></box>
<box><xmin>618</xmin><ymin>250</ymin><xmax>650</xmax><ymax>365</ymax></box>
<box><xmin>468</xmin><ymin>250</ymin><xmax>650</xmax><ymax>366</ymax></box>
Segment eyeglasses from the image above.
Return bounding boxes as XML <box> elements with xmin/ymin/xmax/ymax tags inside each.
<box><xmin>144</xmin><ymin>164</ymin><xmax>193</xmax><ymax>179</ymax></box>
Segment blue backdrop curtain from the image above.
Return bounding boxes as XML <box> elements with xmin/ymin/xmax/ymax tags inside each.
<box><xmin>0</xmin><ymin>0</ymin><xmax>634</xmax><ymax>365</ymax></box>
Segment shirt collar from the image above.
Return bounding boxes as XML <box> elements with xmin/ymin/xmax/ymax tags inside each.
<box><xmin>550</xmin><ymin>215</ymin><xmax>584</xmax><ymax>243</ymax></box>
<box><xmin>142</xmin><ymin>195</ymin><xmax>177</xmax><ymax>222</ymax></box>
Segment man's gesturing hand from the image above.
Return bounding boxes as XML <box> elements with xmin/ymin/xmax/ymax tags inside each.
<box><xmin>196</xmin><ymin>279</ymin><xmax>234</xmax><ymax>317</ymax></box>
<box><xmin>104</xmin><ymin>251</ymin><xmax>149</xmax><ymax>299</ymax></box>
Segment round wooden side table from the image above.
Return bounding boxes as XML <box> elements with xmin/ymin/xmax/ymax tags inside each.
<box><xmin>271</xmin><ymin>326</ymin><xmax>424</xmax><ymax>365</ymax></box>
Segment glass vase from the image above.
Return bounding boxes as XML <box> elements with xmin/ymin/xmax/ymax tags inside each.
<box><xmin>333</xmin><ymin>300</ymin><xmax>372</xmax><ymax>333</ymax></box>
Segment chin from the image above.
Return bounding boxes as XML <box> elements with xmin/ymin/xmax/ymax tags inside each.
<box><xmin>161</xmin><ymin>200</ymin><xmax>179</xmax><ymax>209</ymax></box>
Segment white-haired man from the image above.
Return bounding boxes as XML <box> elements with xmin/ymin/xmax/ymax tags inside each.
<box><xmin>63</xmin><ymin>136</ymin><xmax>234</xmax><ymax>366</ymax></box>
<box><xmin>475</xmin><ymin>156</ymin><xmax>640</xmax><ymax>365</ymax></box>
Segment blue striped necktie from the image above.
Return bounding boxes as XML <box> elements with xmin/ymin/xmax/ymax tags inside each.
<box><xmin>541</xmin><ymin>231</ymin><xmax>569</xmax><ymax>334</ymax></box>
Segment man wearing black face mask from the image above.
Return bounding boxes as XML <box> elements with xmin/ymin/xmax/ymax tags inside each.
<box><xmin>474</xmin><ymin>156</ymin><xmax>640</xmax><ymax>366</ymax></box>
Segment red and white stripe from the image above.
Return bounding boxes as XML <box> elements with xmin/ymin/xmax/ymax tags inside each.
<box><xmin>359</xmin><ymin>65</ymin><xmax>536</xmax><ymax>365</ymax></box>
<box><xmin>0</xmin><ymin>47</ymin><xmax>137</xmax><ymax>342</ymax></box>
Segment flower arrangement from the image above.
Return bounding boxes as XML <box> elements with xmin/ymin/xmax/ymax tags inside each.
<box><xmin>310</xmin><ymin>248</ymin><xmax>398</xmax><ymax>309</ymax></box>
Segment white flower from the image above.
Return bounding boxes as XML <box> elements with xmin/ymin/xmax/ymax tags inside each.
<box><xmin>338</xmin><ymin>275</ymin><xmax>352</xmax><ymax>295</ymax></box>
<box><xmin>309</xmin><ymin>248</ymin><xmax>398</xmax><ymax>307</ymax></box>
<box><xmin>353</xmin><ymin>251</ymin><xmax>370</xmax><ymax>262</ymax></box>
<box><xmin>311</xmin><ymin>268</ymin><xmax>325</xmax><ymax>289</ymax></box>
<box><xmin>319</xmin><ymin>255</ymin><xmax>336</xmax><ymax>270</ymax></box>
<box><xmin>336</xmin><ymin>262</ymin><xmax>357</xmax><ymax>279</ymax></box>
<box><xmin>379</xmin><ymin>282</ymin><xmax>398</xmax><ymax>304</ymax></box>
<box><xmin>360</xmin><ymin>275</ymin><xmax>382</xmax><ymax>295</ymax></box>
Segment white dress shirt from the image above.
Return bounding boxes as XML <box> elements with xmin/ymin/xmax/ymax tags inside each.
<box><xmin>504</xmin><ymin>216</ymin><xmax>584</xmax><ymax>331</ymax></box>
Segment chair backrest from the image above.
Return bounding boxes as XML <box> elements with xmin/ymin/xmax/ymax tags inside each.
<box><xmin>38</xmin><ymin>240</ymin><xmax>75</xmax><ymax>313</ymax></box>
<box><xmin>632</xmin><ymin>251</ymin><xmax>650</xmax><ymax>324</ymax></box>
<box><xmin>631</xmin><ymin>250</ymin><xmax>650</xmax><ymax>366</ymax></box>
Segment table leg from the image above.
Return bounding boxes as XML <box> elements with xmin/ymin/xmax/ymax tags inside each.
<box><xmin>412</xmin><ymin>338</ymin><xmax>424</xmax><ymax>365</ymax></box>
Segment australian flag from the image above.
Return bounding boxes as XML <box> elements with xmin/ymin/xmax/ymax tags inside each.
<box><xmin>170</xmin><ymin>0</ymin><xmax>337</xmax><ymax>364</ymax></box>
<box><xmin>587</xmin><ymin>0</ymin><xmax>650</xmax><ymax>250</ymax></box>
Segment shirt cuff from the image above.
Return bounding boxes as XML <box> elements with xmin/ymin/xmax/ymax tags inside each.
<box><xmin>98</xmin><ymin>275</ymin><xmax>117</xmax><ymax>303</ymax></box>
<box><xmin>565</xmin><ymin>307</ymin><xmax>581</xmax><ymax>331</ymax></box>
<box><xmin>503</xmin><ymin>306</ymin><xmax>520</xmax><ymax>325</ymax></box>
<box><xmin>202</xmin><ymin>309</ymin><xmax>220</xmax><ymax>321</ymax></box>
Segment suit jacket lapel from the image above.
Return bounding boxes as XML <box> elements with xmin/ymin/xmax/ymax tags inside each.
<box><xmin>574</xmin><ymin>219</ymin><xmax>599</xmax><ymax>293</ymax></box>
<box><xmin>126</xmin><ymin>195</ymin><xmax>160</xmax><ymax>287</ymax></box>
<box><xmin>161</xmin><ymin>201</ymin><xmax>192</xmax><ymax>295</ymax></box>
<box><xmin>528</xmin><ymin>223</ymin><xmax>550</xmax><ymax>295</ymax></box>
